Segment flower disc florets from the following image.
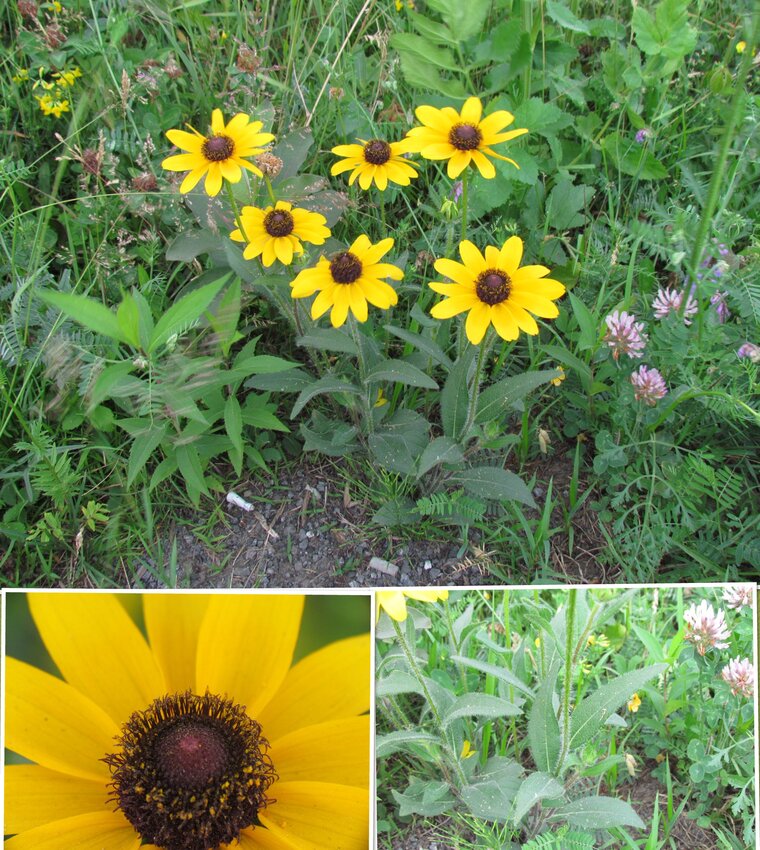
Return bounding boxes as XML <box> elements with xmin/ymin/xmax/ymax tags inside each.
<box><xmin>330</xmin><ymin>252</ymin><xmax>363</xmax><ymax>284</ymax></box>
<box><xmin>476</xmin><ymin>270</ymin><xmax>510</xmax><ymax>305</ymax></box>
<box><xmin>450</xmin><ymin>123</ymin><xmax>482</xmax><ymax>151</ymax></box>
<box><xmin>202</xmin><ymin>135</ymin><xmax>235</xmax><ymax>162</ymax></box>
<box><xmin>363</xmin><ymin>139</ymin><xmax>391</xmax><ymax>165</ymax></box>
<box><xmin>264</xmin><ymin>209</ymin><xmax>295</xmax><ymax>237</ymax></box>
<box><xmin>105</xmin><ymin>691</ymin><xmax>277</xmax><ymax>850</ymax></box>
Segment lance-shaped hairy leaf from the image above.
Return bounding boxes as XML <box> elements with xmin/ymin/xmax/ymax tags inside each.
<box><xmin>376</xmin><ymin>730</ymin><xmax>441</xmax><ymax>759</ymax></box>
<box><xmin>569</xmin><ymin>664</ymin><xmax>668</xmax><ymax>751</ymax></box>
<box><xmin>512</xmin><ymin>771</ymin><xmax>566</xmax><ymax>823</ymax></box>
<box><xmin>442</xmin><ymin>692</ymin><xmax>522</xmax><ymax>727</ymax></box>
<box><xmin>528</xmin><ymin>660</ymin><xmax>561</xmax><ymax>773</ymax></box>
<box><xmin>551</xmin><ymin>795</ymin><xmax>645</xmax><ymax>829</ymax></box>
<box><xmin>451</xmin><ymin>655</ymin><xmax>535</xmax><ymax>697</ymax></box>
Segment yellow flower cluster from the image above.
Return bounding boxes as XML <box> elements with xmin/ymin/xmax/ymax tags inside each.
<box><xmin>13</xmin><ymin>65</ymin><xmax>82</xmax><ymax>118</ymax></box>
<box><xmin>161</xmin><ymin>102</ymin><xmax>564</xmax><ymax>341</ymax></box>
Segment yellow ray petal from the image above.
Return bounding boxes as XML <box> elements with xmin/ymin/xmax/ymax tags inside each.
<box><xmin>5</xmin><ymin>765</ymin><xmax>110</xmax><ymax>834</ymax></box>
<box><xmin>226</xmin><ymin>112</ymin><xmax>253</xmax><ymax>134</ymax></box>
<box><xmin>478</xmin><ymin>110</ymin><xmax>515</xmax><ymax>136</ymax></box>
<box><xmin>275</xmin><ymin>236</ymin><xmax>295</xmax><ymax>265</ymax></box>
<box><xmin>330</xmin><ymin>284</ymin><xmax>351</xmax><ymax>327</ymax></box>
<box><xmin>419</xmin><ymin>142</ymin><xmax>456</xmax><ymax>160</ymax></box>
<box><xmin>28</xmin><ymin>594</ymin><xmax>165</xmax><ymax>726</ymax></box>
<box><xmin>487</xmin><ymin>127</ymin><xmax>529</xmax><ymax>144</ymax></box>
<box><xmin>240</xmin><ymin>159</ymin><xmax>265</xmax><ymax>178</ymax></box>
<box><xmin>347</xmin><ymin>233</ymin><xmax>372</xmax><ymax>258</ymax></box>
<box><xmin>179</xmin><ymin>165</ymin><xmax>208</xmax><ymax>193</ymax></box>
<box><xmin>465</xmin><ymin>302</ymin><xmax>491</xmax><ymax>344</ymax></box>
<box><xmin>510</xmin><ymin>264</ymin><xmax>551</xmax><ymax>280</ymax></box>
<box><xmin>6</xmin><ymin>658</ymin><xmax>117</xmax><ymax>782</ymax></box>
<box><xmin>489</xmin><ymin>303</ymin><xmax>520</xmax><ymax>341</ymax></box>
<box><xmin>446</xmin><ymin>150</ymin><xmax>471</xmax><ymax>178</ymax></box>
<box><xmin>458</xmin><ymin>240</ymin><xmax>486</xmax><ymax>271</ymax></box>
<box><xmin>165</xmin><ymin>128</ymin><xmax>203</xmax><ymax>151</ymax></box>
<box><xmin>347</xmin><ymin>285</ymin><xmax>368</xmax><ymax>322</ymax></box>
<box><xmin>204</xmin><ymin>165</ymin><xmax>224</xmax><ymax>196</ymax></box>
<box><xmin>237</xmin><ymin>827</ymin><xmax>305</xmax><ymax>850</ymax></box>
<box><xmin>414</xmin><ymin>104</ymin><xmax>453</xmax><ymax>132</ymax></box>
<box><xmin>459</xmin><ymin>96</ymin><xmax>483</xmax><ymax>125</ymax></box>
<box><xmin>469</xmin><ymin>149</ymin><xmax>496</xmax><ymax>179</ymax></box>
<box><xmin>358</xmin><ymin>278</ymin><xmax>399</xmax><ymax>309</ymax></box>
<box><xmin>160</xmin><ymin>152</ymin><xmax>203</xmax><ymax>171</ymax></box>
<box><xmin>4</xmin><ymin>811</ymin><xmax>139</xmax><ymax>850</ymax></box>
<box><xmin>374</xmin><ymin>168</ymin><xmax>388</xmax><ymax>191</ymax></box>
<box><xmin>499</xmin><ymin>235</ymin><xmax>523</xmax><ymax>275</ymax></box>
<box><xmin>270</xmin><ymin>717</ymin><xmax>369</xmax><ymax>786</ymax></box>
<box><xmin>509</xmin><ymin>291</ymin><xmax>561</xmax><ymax>318</ymax></box>
<box><xmin>143</xmin><ymin>594</ymin><xmax>209</xmax><ymax>694</ymax></box>
<box><xmin>195</xmin><ymin>595</ymin><xmax>304</xmax><ymax>715</ymax></box>
<box><xmin>505</xmin><ymin>301</ymin><xmax>540</xmax><ymax>335</ymax></box>
<box><xmin>428</xmin><ymin>280</ymin><xmax>472</xmax><ymax>297</ymax></box>
<box><xmin>220</xmin><ymin>160</ymin><xmax>243</xmax><ymax>183</ymax></box>
<box><xmin>259</xmin><ymin>782</ymin><xmax>369</xmax><ymax>850</ymax></box>
<box><xmin>210</xmin><ymin>108</ymin><xmax>225</xmax><ymax>134</ymax></box>
<box><xmin>516</xmin><ymin>277</ymin><xmax>566</xmax><ymax>299</ymax></box>
<box><xmin>256</xmin><ymin>634</ymin><xmax>370</xmax><ymax>740</ymax></box>
<box><xmin>330</xmin><ymin>158</ymin><xmax>361</xmax><ymax>175</ymax></box>
<box><xmin>430</xmin><ymin>296</ymin><xmax>477</xmax><ymax>319</ymax></box>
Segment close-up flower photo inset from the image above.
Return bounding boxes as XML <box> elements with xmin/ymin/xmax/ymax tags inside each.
<box><xmin>4</xmin><ymin>592</ymin><xmax>371</xmax><ymax>850</ymax></box>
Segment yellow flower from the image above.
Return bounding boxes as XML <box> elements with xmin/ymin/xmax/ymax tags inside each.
<box><xmin>375</xmin><ymin>589</ymin><xmax>449</xmax><ymax>622</ymax></box>
<box><xmin>290</xmin><ymin>235</ymin><xmax>403</xmax><ymax>328</ymax></box>
<box><xmin>404</xmin><ymin>96</ymin><xmax>528</xmax><ymax>179</ymax></box>
<box><xmin>161</xmin><ymin>108</ymin><xmax>275</xmax><ymax>197</ymax></box>
<box><xmin>5</xmin><ymin>593</ymin><xmax>370</xmax><ymax>850</ymax></box>
<box><xmin>53</xmin><ymin>67</ymin><xmax>82</xmax><ymax>87</ymax></box>
<box><xmin>460</xmin><ymin>740</ymin><xmax>476</xmax><ymax>759</ymax></box>
<box><xmin>36</xmin><ymin>95</ymin><xmax>69</xmax><ymax>117</ymax></box>
<box><xmin>330</xmin><ymin>138</ymin><xmax>418</xmax><ymax>191</ymax></box>
<box><xmin>736</xmin><ymin>41</ymin><xmax>746</xmax><ymax>53</ymax></box>
<box><xmin>627</xmin><ymin>693</ymin><xmax>642</xmax><ymax>713</ymax></box>
<box><xmin>587</xmin><ymin>633</ymin><xmax>610</xmax><ymax>648</ymax></box>
<box><xmin>428</xmin><ymin>236</ymin><xmax>565</xmax><ymax>344</ymax></box>
<box><xmin>12</xmin><ymin>68</ymin><xmax>29</xmax><ymax>84</ymax></box>
<box><xmin>373</xmin><ymin>388</ymin><xmax>388</xmax><ymax>407</ymax></box>
<box><xmin>551</xmin><ymin>366</ymin><xmax>566</xmax><ymax>386</ymax></box>
<box><xmin>230</xmin><ymin>200</ymin><xmax>330</xmax><ymax>267</ymax></box>
<box><xmin>534</xmin><ymin>637</ymin><xmax>541</xmax><ymax>647</ymax></box>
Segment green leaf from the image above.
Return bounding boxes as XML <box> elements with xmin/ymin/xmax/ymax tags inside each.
<box><xmin>416</xmin><ymin>437</ymin><xmax>464</xmax><ymax>477</ymax></box>
<box><xmin>372</xmin><ymin>498</ymin><xmax>419</xmax><ymax>527</ymax></box>
<box><xmin>513</xmin><ymin>772</ymin><xmax>566</xmax><ymax>823</ymax></box>
<box><xmin>166</xmin><ymin>229</ymin><xmax>221</xmax><ymax>262</ymax></box>
<box><xmin>300</xmin><ymin>414</ymin><xmax>359</xmax><ymax>457</ymax></box>
<box><xmin>397</xmin><ymin>51</ymin><xmax>468</xmax><ymax>99</ymax></box>
<box><xmin>368</xmin><ymin>410</ymin><xmax>429</xmax><ymax>475</ymax></box>
<box><xmin>390</xmin><ymin>33</ymin><xmax>459</xmax><ymax>71</ymax></box>
<box><xmin>148</xmin><ymin>277</ymin><xmax>228</xmax><ymax>353</ymax></box>
<box><xmin>441</xmin><ymin>347</ymin><xmax>476</xmax><ymax>438</ymax></box>
<box><xmin>450</xmin><ymin>655</ymin><xmax>535</xmax><ymax>697</ymax></box>
<box><xmin>116</xmin><ymin>293</ymin><xmax>141</xmax><ymax>348</ymax></box>
<box><xmin>569</xmin><ymin>664</ymin><xmax>668</xmax><ymax>751</ymax></box>
<box><xmin>451</xmin><ymin>466</ymin><xmax>536</xmax><ymax>507</ymax></box>
<box><xmin>512</xmin><ymin>98</ymin><xmax>573</xmax><ymax>138</ymax></box>
<box><xmin>291</xmin><ymin>376</ymin><xmax>363</xmax><ymax>418</ymax></box>
<box><xmin>392</xmin><ymin>779</ymin><xmax>455</xmax><ymax>818</ymax></box>
<box><xmin>632</xmin><ymin>0</ymin><xmax>697</xmax><ymax>61</ymax></box>
<box><xmin>443</xmin><ymin>693</ymin><xmax>522</xmax><ymax>726</ymax></box>
<box><xmin>234</xmin><ymin>355</ymin><xmax>299</xmax><ymax>375</ymax></box>
<box><xmin>528</xmin><ymin>660</ymin><xmax>561</xmax><ymax>773</ymax></box>
<box><xmin>245</xmin><ymin>368</ymin><xmax>314</xmax><ymax>393</ymax></box>
<box><xmin>224</xmin><ymin>396</ymin><xmax>243</xmax><ymax>474</ymax></box>
<box><xmin>241</xmin><ymin>395</ymin><xmax>289</xmax><ymax>432</ymax></box>
<box><xmin>407</xmin><ymin>9</ymin><xmax>458</xmax><ymax>45</ymax></box>
<box><xmin>207</xmin><ymin>277</ymin><xmax>241</xmax><ymax>357</ymax></box>
<box><xmin>88</xmin><ymin>362</ymin><xmax>139</xmax><ymax>410</ymax></box>
<box><xmin>461</xmin><ymin>760</ymin><xmax>522</xmax><ymax>822</ymax></box>
<box><xmin>384</xmin><ymin>324</ymin><xmax>452</xmax><ymax>369</ymax></box>
<box><xmin>271</xmin><ymin>127</ymin><xmax>313</xmax><ymax>182</ymax></box>
<box><xmin>365</xmin><ymin>358</ymin><xmax>439</xmax><ymax>390</ymax></box>
<box><xmin>376</xmin><ymin>670</ymin><xmax>423</xmax><ymax>697</ymax></box>
<box><xmin>546</xmin><ymin>0</ymin><xmax>590</xmax><ymax>33</ymax></box>
<box><xmin>547</xmin><ymin>178</ymin><xmax>594</xmax><ymax>231</ymax></box>
<box><xmin>601</xmin><ymin>132</ymin><xmax>668</xmax><ymax>180</ymax></box>
<box><xmin>551</xmin><ymin>795</ymin><xmax>645</xmax><ymax>829</ymax></box>
<box><xmin>476</xmin><ymin>370</ymin><xmax>561</xmax><ymax>423</ymax></box>
<box><xmin>426</xmin><ymin>0</ymin><xmax>491</xmax><ymax>41</ymax></box>
<box><xmin>175</xmin><ymin>443</ymin><xmax>209</xmax><ymax>506</ymax></box>
<box><xmin>568</xmin><ymin>293</ymin><xmax>597</xmax><ymax>351</ymax></box>
<box><xmin>39</xmin><ymin>291</ymin><xmax>128</xmax><ymax>344</ymax></box>
<box><xmin>296</xmin><ymin>328</ymin><xmax>358</xmax><ymax>354</ymax></box>
<box><xmin>126</xmin><ymin>423</ymin><xmax>168</xmax><ymax>487</ymax></box>
<box><xmin>376</xmin><ymin>730</ymin><xmax>440</xmax><ymax>759</ymax></box>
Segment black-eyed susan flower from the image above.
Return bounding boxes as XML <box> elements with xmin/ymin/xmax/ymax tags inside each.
<box><xmin>375</xmin><ymin>589</ymin><xmax>449</xmax><ymax>622</ymax></box>
<box><xmin>5</xmin><ymin>593</ymin><xmax>370</xmax><ymax>850</ymax></box>
<box><xmin>161</xmin><ymin>109</ymin><xmax>275</xmax><ymax>197</ymax></box>
<box><xmin>330</xmin><ymin>138</ymin><xmax>418</xmax><ymax>190</ymax></box>
<box><xmin>429</xmin><ymin>237</ymin><xmax>565</xmax><ymax>345</ymax></box>
<box><xmin>404</xmin><ymin>96</ymin><xmax>528</xmax><ymax>179</ymax></box>
<box><xmin>290</xmin><ymin>235</ymin><xmax>403</xmax><ymax>327</ymax></box>
<box><xmin>230</xmin><ymin>200</ymin><xmax>330</xmax><ymax>267</ymax></box>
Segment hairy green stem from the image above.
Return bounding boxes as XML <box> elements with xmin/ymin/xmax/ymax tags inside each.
<box><xmin>458</xmin><ymin>332</ymin><xmax>491</xmax><ymax>442</ymax></box>
<box><xmin>391</xmin><ymin>617</ymin><xmax>468</xmax><ymax>785</ymax></box>
<box><xmin>557</xmin><ymin>588</ymin><xmax>578</xmax><ymax>773</ymax></box>
<box><xmin>460</xmin><ymin>168</ymin><xmax>469</xmax><ymax>242</ymax></box>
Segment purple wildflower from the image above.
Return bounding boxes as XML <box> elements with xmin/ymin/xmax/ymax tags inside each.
<box><xmin>652</xmin><ymin>286</ymin><xmax>698</xmax><ymax>325</ymax></box>
<box><xmin>710</xmin><ymin>290</ymin><xmax>731</xmax><ymax>323</ymax></box>
<box><xmin>604</xmin><ymin>311</ymin><xmax>647</xmax><ymax>360</ymax></box>
<box><xmin>630</xmin><ymin>365</ymin><xmax>667</xmax><ymax>405</ymax></box>
<box><xmin>451</xmin><ymin>180</ymin><xmax>463</xmax><ymax>202</ymax></box>
<box><xmin>721</xmin><ymin>657</ymin><xmax>754</xmax><ymax>698</ymax></box>
<box><xmin>737</xmin><ymin>343</ymin><xmax>760</xmax><ymax>363</ymax></box>
<box><xmin>635</xmin><ymin>128</ymin><xmax>652</xmax><ymax>143</ymax></box>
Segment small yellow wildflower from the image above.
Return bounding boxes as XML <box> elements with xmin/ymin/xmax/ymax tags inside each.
<box><xmin>736</xmin><ymin>41</ymin><xmax>746</xmax><ymax>54</ymax></box>
<box><xmin>534</xmin><ymin>637</ymin><xmax>541</xmax><ymax>648</ymax></box>
<box><xmin>460</xmin><ymin>740</ymin><xmax>476</xmax><ymax>759</ymax></box>
<box><xmin>627</xmin><ymin>693</ymin><xmax>642</xmax><ymax>713</ymax></box>
<box><xmin>587</xmin><ymin>633</ymin><xmax>610</xmax><ymax>648</ymax></box>
<box><xmin>54</xmin><ymin>67</ymin><xmax>82</xmax><ymax>87</ymax></box>
<box><xmin>12</xmin><ymin>68</ymin><xmax>29</xmax><ymax>84</ymax></box>
<box><xmin>551</xmin><ymin>366</ymin><xmax>566</xmax><ymax>386</ymax></box>
<box><xmin>581</xmin><ymin>661</ymin><xmax>592</xmax><ymax>675</ymax></box>
<box><xmin>36</xmin><ymin>94</ymin><xmax>70</xmax><ymax>117</ymax></box>
<box><xmin>50</xmin><ymin>0</ymin><xmax>63</xmax><ymax>11</ymax></box>
<box><xmin>373</xmin><ymin>388</ymin><xmax>388</xmax><ymax>408</ymax></box>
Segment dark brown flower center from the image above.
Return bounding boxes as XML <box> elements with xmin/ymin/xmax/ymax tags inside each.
<box><xmin>264</xmin><ymin>209</ymin><xmax>295</xmax><ymax>237</ymax></box>
<box><xmin>105</xmin><ymin>691</ymin><xmax>277</xmax><ymax>850</ymax></box>
<box><xmin>449</xmin><ymin>123</ymin><xmax>482</xmax><ymax>151</ymax></box>
<box><xmin>363</xmin><ymin>139</ymin><xmax>391</xmax><ymax>165</ymax></box>
<box><xmin>202</xmin><ymin>135</ymin><xmax>235</xmax><ymax>162</ymax></box>
<box><xmin>476</xmin><ymin>270</ymin><xmax>510</xmax><ymax>305</ymax></box>
<box><xmin>330</xmin><ymin>251</ymin><xmax>363</xmax><ymax>284</ymax></box>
